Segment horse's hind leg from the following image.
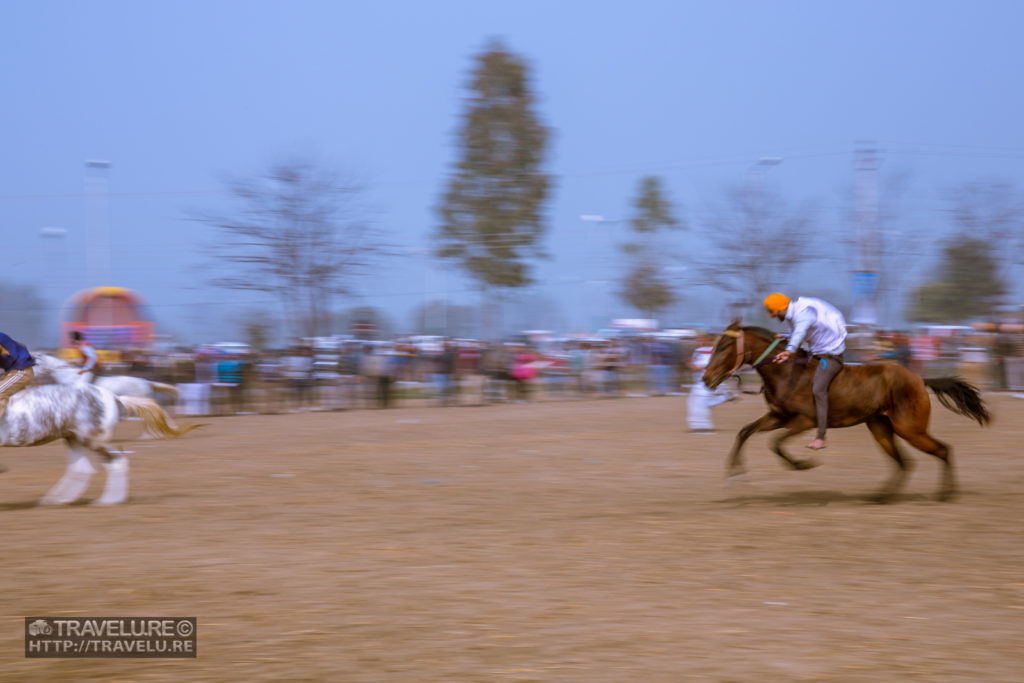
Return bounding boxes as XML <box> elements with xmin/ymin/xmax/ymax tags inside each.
<box><xmin>890</xmin><ymin>419</ymin><xmax>955</xmax><ymax>501</ymax></box>
<box><xmin>39</xmin><ymin>438</ymin><xmax>97</xmax><ymax>506</ymax></box>
<box><xmin>865</xmin><ymin>416</ymin><xmax>913</xmax><ymax>503</ymax></box>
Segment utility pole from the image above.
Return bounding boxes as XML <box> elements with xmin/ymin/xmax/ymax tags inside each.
<box><xmin>84</xmin><ymin>159</ymin><xmax>112</xmax><ymax>290</ymax></box>
<box><xmin>852</xmin><ymin>144</ymin><xmax>880</xmax><ymax>327</ymax></box>
<box><xmin>580</xmin><ymin>214</ymin><xmax>620</xmax><ymax>332</ymax></box>
<box><xmin>735</xmin><ymin>157</ymin><xmax>782</xmax><ymax>324</ymax></box>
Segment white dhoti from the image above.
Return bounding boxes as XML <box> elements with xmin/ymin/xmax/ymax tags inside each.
<box><xmin>686</xmin><ymin>379</ymin><xmax>732</xmax><ymax>430</ymax></box>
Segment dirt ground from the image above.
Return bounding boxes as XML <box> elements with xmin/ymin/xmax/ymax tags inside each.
<box><xmin>1</xmin><ymin>391</ymin><xmax>1022</xmax><ymax>682</ymax></box>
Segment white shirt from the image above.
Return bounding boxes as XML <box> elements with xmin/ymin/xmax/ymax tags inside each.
<box><xmin>691</xmin><ymin>346</ymin><xmax>713</xmax><ymax>370</ymax></box>
<box><xmin>784</xmin><ymin>297</ymin><xmax>847</xmax><ymax>355</ymax></box>
<box><xmin>78</xmin><ymin>343</ymin><xmax>98</xmax><ymax>371</ymax></box>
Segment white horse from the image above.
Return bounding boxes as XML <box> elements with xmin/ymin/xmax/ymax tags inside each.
<box><xmin>1</xmin><ymin>381</ymin><xmax>200</xmax><ymax>506</ymax></box>
<box><xmin>33</xmin><ymin>353</ymin><xmax>179</xmax><ymax>402</ymax></box>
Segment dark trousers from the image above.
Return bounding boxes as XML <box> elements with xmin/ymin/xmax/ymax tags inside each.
<box><xmin>812</xmin><ymin>354</ymin><xmax>844</xmax><ymax>439</ymax></box>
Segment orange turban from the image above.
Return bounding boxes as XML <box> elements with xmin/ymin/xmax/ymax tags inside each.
<box><xmin>763</xmin><ymin>293</ymin><xmax>791</xmax><ymax>313</ymax></box>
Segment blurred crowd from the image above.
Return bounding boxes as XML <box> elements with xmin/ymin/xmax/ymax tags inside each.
<box><xmin>51</xmin><ymin>324</ymin><xmax>1024</xmax><ymax>417</ymax></box>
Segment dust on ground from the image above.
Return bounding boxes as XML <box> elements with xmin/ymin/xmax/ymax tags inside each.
<box><xmin>1</xmin><ymin>393</ymin><xmax>1022</xmax><ymax>682</ymax></box>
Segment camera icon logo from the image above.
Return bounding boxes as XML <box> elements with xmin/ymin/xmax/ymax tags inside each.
<box><xmin>28</xmin><ymin>619</ymin><xmax>52</xmax><ymax>637</ymax></box>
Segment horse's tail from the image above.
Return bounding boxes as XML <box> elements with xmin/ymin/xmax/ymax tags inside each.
<box><xmin>149</xmin><ymin>381</ymin><xmax>179</xmax><ymax>398</ymax></box>
<box><xmin>116</xmin><ymin>395</ymin><xmax>206</xmax><ymax>438</ymax></box>
<box><xmin>924</xmin><ymin>377</ymin><xmax>991</xmax><ymax>426</ymax></box>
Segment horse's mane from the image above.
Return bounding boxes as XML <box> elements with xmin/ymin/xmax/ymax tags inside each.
<box><xmin>34</xmin><ymin>352</ymin><xmax>71</xmax><ymax>368</ymax></box>
<box><xmin>741</xmin><ymin>326</ymin><xmax>777</xmax><ymax>343</ymax></box>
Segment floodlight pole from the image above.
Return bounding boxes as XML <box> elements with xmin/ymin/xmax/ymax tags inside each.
<box><xmin>85</xmin><ymin>159</ymin><xmax>112</xmax><ymax>291</ymax></box>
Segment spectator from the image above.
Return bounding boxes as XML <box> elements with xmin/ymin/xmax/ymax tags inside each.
<box><xmin>433</xmin><ymin>338</ymin><xmax>458</xmax><ymax>406</ymax></box>
<box><xmin>283</xmin><ymin>345</ymin><xmax>315</xmax><ymax>411</ymax></box>
<box><xmin>510</xmin><ymin>344</ymin><xmax>538</xmax><ymax>402</ymax></box>
<box><xmin>362</xmin><ymin>344</ymin><xmax>396</xmax><ymax>408</ymax></box>
<box><xmin>687</xmin><ymin>335</ymin><xmax>735</xmax><ymax>432</ymax></box>
<box><xmin>647</xmin><ymin>337</ymin><xmax>673</xmax><ymax>396</ymax></box>
<box><xmin>215</xmin><ymin>353</ymin><xmax>245</xmax><ymax>414</ymax></box>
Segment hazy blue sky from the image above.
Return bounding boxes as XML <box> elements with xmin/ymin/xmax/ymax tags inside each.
<box><xmin>3</xmin><ymin>1</ymin><xmax>1023</xmax><ymax>345</ymax></box>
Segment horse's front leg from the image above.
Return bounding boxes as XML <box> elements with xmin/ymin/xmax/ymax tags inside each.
<box><xmin>727</xmin><ymin>412</ymin><xmax>787</xmax><ymax>478</ymax></box>
<box><xmin>39</xmin><ymin>439</ymin><xmax>96</xmax><ymax>506</ymax></box>
<box><xmin>769</xmin><ymin>415</ymin><xmax>819</xmax><ymax>471</ymax></box>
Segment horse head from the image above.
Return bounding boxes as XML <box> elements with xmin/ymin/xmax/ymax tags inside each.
<box><xmin>33</xmin><ymin>353</ymin><xmax>87</xmax><ymax>385</ymax></box>
<box><xmin>702</xmin><ymin>320</ymin><xmax>746</xmax><ymax>390</ymax></box>
<box><xmin>702</xmin><ymin>322</ymin><xmax>782</xmax><ymax>389</ymax></box>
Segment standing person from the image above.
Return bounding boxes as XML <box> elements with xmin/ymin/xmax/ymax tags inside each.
<box><xmin>433</xmin><ymin>339</ymin><xmax>458</xmax><ymax>406</ymax></box>
<box><xmin>69</xmin><ymin>330</ymin><xmax>99</xmax><ymax>379</ymax></box>
<box><xmin>510</xmin><ymin>344</ymin><xmax>538</xmax><ymax>402</ymax></box>
<box><xmin>600</xmin><ymin>341</ymin><xmax>624</xmax><ymax>397</ymax></box>
<box><xmin>647</xmin><ymin>337</ymin><xmax>673</xmax><ymax>396</ymax></box>
<box><xmin>0</xmin><ymin>331</ymin><xmax>36</xmax><ymax>420</ymax></box>
<box><xmin>215</xmin><ymin>353</ymin><xmax>245</xmax><ymax>415</ymax></box>
<box><xmin>481</xmin><ymin>342</ymin><xmax>513</xmax><ymax>403</ymax></box>
<box><xmin>686</xmin><ymin>335</ymin><xmax>734</xmax><ymax>432</ymax></box>
<box><xmin>283</xmin><ymin>345</ymin><xmax>315</xmax><ymax>411</ymax></box>
<box><xmin>568</xmin><ymin>341</ymin><xmax>587</xmax><ymax>397</ymax></box>
<box><xmin>362</xmin><ymin>344</ymin><xmax>395</xmax><ymax>409</ymax></box>
<box><xmin>764</xmin><ymin>292</ymin><xmax>848</xmax><ymax>450</ymax></box>
<box><xmin>909</xmin><ymin>332</ymin><xmax>938</xmax><ymax>377</ymax></box>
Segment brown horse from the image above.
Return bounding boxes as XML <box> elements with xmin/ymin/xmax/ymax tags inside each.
<box><xmin>702</xmin><ymin>322</ymin><xmax>990</xmax><ymax>502</ymax></box>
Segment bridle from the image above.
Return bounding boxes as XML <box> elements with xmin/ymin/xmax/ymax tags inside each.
<box><xmin>717</xmin><ymin>328</ymin><xmax>786</xmax><ymax>380</ymax></box>
<box><xmin>720</xmin><ymin>329</ymin><xmax>746</xmax><ymax>376</ymax></box>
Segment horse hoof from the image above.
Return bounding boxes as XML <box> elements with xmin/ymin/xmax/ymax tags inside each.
<box><xmin>791</xmin><ymin>459</ymin><xmax>820</xmax><ymax>471</ymax></box>
<box><xmin>726</xmin><ymin>470</ymin><xmax>748</xmax><ymax>481</ymax></box>
<box><xmin>38</xmin><ymin>496</ymin><xmax>67</xmax><ymax>507</ymax></box>
<box><xmin>936</xmin><ymin>490</ymin><xmax>957</xmax><ymax>503</ymax></box>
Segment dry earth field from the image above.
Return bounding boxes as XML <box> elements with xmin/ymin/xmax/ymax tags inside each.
<box><xmin>1</xmin><ymin>392</ymin><xmax>1022</xmax><ymax>682</ymax></box>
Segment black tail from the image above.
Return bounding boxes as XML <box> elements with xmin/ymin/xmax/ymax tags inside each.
<box><xmin>924</xmin><ymin>377</ymin><xmax>991</xmax><ymax>426</ymax></box>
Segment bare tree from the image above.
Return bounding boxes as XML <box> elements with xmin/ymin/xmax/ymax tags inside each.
<box><xmin>945</xmin><ymin>180</ymin><xmax>1024</xmax><ymax>267</ymax></box>
<box><xmin>0</xmin><ymin>281</ymin><xmax>50</xmax><ymax>348</ymax></box>
<box><xmin>695</xmin><ymin>183</ymin><xmax>816</xmax><ymax>305</ymax></box>
<box><xmin>196</xmin><ymin>157</ymin><xmax>385</xmax><ymax>339</ymax></box>
<box><xmin>409</xmin><ymin>300</ymin><xmax>478</xmax><ymax>337</ymax></box>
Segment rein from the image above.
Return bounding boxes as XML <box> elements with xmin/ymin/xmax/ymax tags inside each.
<box><xmin>751</xmin><ymin>337</ymin><xmax>784</xmax><ymax>368</ymax></box>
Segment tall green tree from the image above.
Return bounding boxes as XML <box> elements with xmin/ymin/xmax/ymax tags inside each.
<box><xmin>617</xmin><ymin>176</ymin><xmax>683</xmax><ymax>316</ymax></box>
<box><xmin>435</xmin><ymin>39</ymin><xmax>552</xmax><ymax>322</ymax></box>
<box><xmin>907</xmin><ymin>234</ymin><xmax>1006</xmax><ymax>322</ymax></box>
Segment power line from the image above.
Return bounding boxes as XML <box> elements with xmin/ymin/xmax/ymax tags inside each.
<box><xmin>8</xmin><ymin>144</ymin><xmax>1023</xmax><ymax>204</ymax></box>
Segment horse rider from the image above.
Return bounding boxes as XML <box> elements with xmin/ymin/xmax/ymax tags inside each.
<box><xmin>69</xmin><ymin>331</ymin><xmax>99</xmax><ymax>379</ymax></box>
<box><xmin>763</xmin><ymin>292</ymin><xmax>848</xmax><ymax>451</ymax></box>
<box><xmin>0</xmin><ymin>331</ymin><xmax>37</xmax><ymax>420</ymax></box>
